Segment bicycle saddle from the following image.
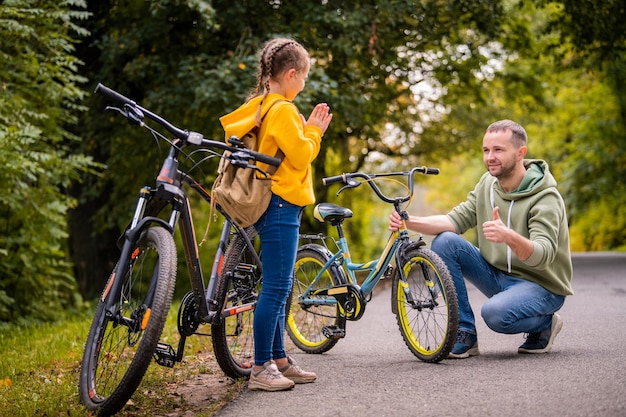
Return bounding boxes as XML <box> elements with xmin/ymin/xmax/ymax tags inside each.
<box><xmin>313</xmin><ymin>203</ymin><xmax>353</xmax><ymax>224</ymax></box>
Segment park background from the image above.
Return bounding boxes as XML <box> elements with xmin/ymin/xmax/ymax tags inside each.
<box><xmin>0</xmin><ymin>0</ymin><xmax>624</xmax><ymax>415</ymax></box>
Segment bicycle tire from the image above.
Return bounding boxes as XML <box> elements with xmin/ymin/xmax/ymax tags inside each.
<box><xmin>79</xmin><ymin>226</ymin><xmax>177</xmax><ymax>416</ymax></box>
<box><xmin>286</xmin><ymin>245</ymin><xmax>347</xmax><ymax>354</ymax></box>
<box><xmin>392</xmin><ymin>246</ymin><xmax>458</xmax><ymax>363</ymax></box>
<box><xmin>211</xmin><ymin>226</ymin><xmax>260</xmax><ymax>379</ymax></box>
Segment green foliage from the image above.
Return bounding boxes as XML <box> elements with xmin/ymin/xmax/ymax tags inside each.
<box><xmin>5</xmin><ymin>0</ymin><xmax>625</xmax><ymax>324</ymax></box>
<box><xmin>538</xmin><ymin>72</ymin><xmax>626</xmax><ymax>250</ymax></box>
<box><xmin>522</xmin><ymin>0</ymin><xmax>626</xmax><ymax>250</ymax></box>
<box><xmin>412</xmin><ymin>0</ymin><xmax>626</xmax><ymax>251</ymax></box>
<box><xmin>0</xmin><ymin>0</ymin><xmax>96</xmax><ymax>321</ymax></box>
<box><xmin>73</xmin><ymin>0</ymin><xmax>518</xmax><ymax>275</ymax></box>
<box><xmin>557</xmin><ymin>0</ymin><xmax>626</xmax><ymax>61</ymax></box>
<box><xmin>569</xmin><ymin>198</ymin><xmax>626</xmax><ymax>251</ymax></box>
<box><xmin>549</xmin><ymin>0</ymin><xmax>626</xmax><ymax>250</ymax></box>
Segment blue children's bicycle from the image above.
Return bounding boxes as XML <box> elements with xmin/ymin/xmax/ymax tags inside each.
<box><xmin>286</xmin><ymin>168</ymin><xmax>459</xmax><ymax>362</ymax></box>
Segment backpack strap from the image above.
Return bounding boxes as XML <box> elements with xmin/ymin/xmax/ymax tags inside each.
<box><xmin>266</xmin><ymin>149</ymin><xmax>284</xmax><ymax>175</ymax></box>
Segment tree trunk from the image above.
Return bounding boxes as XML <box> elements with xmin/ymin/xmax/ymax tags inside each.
<box><xmin>67</xmin><ymin>191</ymin><xmax>121</xmax><ymax>300</ymax></box>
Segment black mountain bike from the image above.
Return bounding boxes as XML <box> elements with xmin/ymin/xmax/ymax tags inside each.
<box><xmin>79</xmin><ymin>84</ymin><xmax>272</xmax><ymax>416</ymax></box>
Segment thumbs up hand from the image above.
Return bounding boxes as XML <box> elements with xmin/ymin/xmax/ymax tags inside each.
<box><xmin>482</xmin><ymin>206</ymin><xmax>508</xmax><ymax>243</ymax></box>
<box><xmin>492</xmin><ymin>206</ymin><xmax>500</xmax><ymax>221</ymax></box>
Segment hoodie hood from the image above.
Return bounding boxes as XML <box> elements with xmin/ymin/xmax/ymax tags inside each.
<box><xmin>494</xmin><ymin>159</ymin><xmax>556</xmax><ymax>201</ymax></box>
<box><xmin>219</xmin><ymin>94</ymin><xmax>287</xmax><ymax>142</ymax></box>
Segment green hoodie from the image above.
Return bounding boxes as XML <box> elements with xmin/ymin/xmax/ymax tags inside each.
<box><xmin>447</xmin><ymin>159</ymin><xmax>573</xmax><ymax>296</ymax></box>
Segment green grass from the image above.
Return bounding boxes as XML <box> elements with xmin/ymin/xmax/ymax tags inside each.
<box><xmin>0</xmin><ymin>301</ymin><xmax>242</xmax><ymax>416</ymax></box>
<box><xmin>0</xmin><ymin>314</ymin><xmax>88</xmax><ymax>416</ymax></box>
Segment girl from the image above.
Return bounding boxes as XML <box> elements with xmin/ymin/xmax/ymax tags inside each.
<box><xmin>219</xmin><ymin>38</ymin><xmax>333</xmax><ymax>391</ymax></box>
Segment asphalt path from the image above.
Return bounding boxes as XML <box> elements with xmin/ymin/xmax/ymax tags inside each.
<box><xmin>216</xmin><ymin>253</ymin><xmax>626</xmax><ymax>417</ymax></box>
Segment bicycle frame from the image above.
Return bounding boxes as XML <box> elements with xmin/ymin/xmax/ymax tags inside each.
<box><xmin>303</xmin><ymin>229</ymin><xmax>411</xmax><ymax>302</ymax></box>
<box><xmin>95</xmin><ymin>114</ymin><xmax>266</xmax><ymax>369</ymax></box>
<box><xmin>91</xmin><ymin>80</ymin><xmax>274</xmax><ymax>327</ymax></box>
<box><xmin>104</xmin><ymin>154</ymin><xmax>262</xmax><ymax>322</ymax></box>
<box><xmin>297</xmin><ymin>168</ymin><xmax>438</xmax><ymax>314</ymax></box>
<box><xmin>288</xmin><ymin>169</ymin><xmax>458</xmax><ymax>362</ymax></box>
<box><xmin>181</xmin><ymin>174</ymin><xmax>263</xmax><ymax>321</ymax></box>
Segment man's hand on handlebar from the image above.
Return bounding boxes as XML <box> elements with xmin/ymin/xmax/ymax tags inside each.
<box><xmin>388</xmin><ymin>211</ymin><xmax>404</xmax><ymax>232</ymax></box>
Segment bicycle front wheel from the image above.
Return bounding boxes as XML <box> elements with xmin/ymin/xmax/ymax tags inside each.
<box><xmin>79</xmin><ymin>226</ymin><xmax>177</xmax><ymax>416</ymax></box>
<box><xmin>211</xmin><ymin>226</ymin><xmax>260</xmax><ymax>379</ymax></box>
<box><xmin>393</xmin><ymin>246</ymin><xmax>458</xmax><ymax>363</ymax></box>
<box><xmin>286</xmin><ymin>245</ymin><xmax>346</xmax><ymax>354</ymax></box>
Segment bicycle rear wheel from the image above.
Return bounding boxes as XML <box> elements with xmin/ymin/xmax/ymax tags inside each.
<box><xmin>211</xmin><ymin>226</ymin><xmax>260</xmax><ymax>379</ymax></box>
<box><xmin>286</xmin><ymin>245</ymin><xmax>346</xmax><ymax>354</ymax></box>
<box><xmin>79</xmin><ymin>226</ymin><xmax>177</xmax><ymax>416</ymax></box>
<box><xmin>392</xmin><ymin>246</ymin><xmax>458</xmax><ymax>363</ymax></box>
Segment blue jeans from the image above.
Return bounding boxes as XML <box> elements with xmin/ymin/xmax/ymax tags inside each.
<box><xmin>253</xmin><ymin>194</ymin><xmax>303</xmax><ymax>366</ymax></box>
<box><xmin>431</xmin><ymin>232</ymin><xmax>565</xmax><ymax>336</ymax></box>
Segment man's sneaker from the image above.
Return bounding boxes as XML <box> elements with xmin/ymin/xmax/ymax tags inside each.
<box><xmin>248</xmin><ymin>361</ymin><xmax>295</xmax><ymax>391</ymax></box>
<box><xmin>518</xmin><ymin>313</ymin><xmax>563</xmax><ymax>354</ymax></box>
<box><xmin>278</xmin><ymin>356</ymin><xmax>317</xmax><ymax>384</ymax></box>
<box><xmin>447</xmin><ymin>330</ymin><xmax>479</xmax><ymax>359</ymax></box>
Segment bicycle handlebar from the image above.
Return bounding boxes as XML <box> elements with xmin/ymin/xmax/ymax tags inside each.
<box><xmin>94</xmin><ymin>83</ymin><xmax>281</xmax><ymax>167</ymax></box>
<box><xmin>322</xmin><ymin>167</ymin><xmax>439</xmax><ymax>204</ymax></box>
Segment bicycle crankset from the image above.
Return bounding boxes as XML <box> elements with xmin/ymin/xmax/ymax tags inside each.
<box><xmin>178</xmin><ymin>291</ymin><xmax>201</xmax><ymax>336</ymax></box>
<box><xmin>328</xmin><ymin>284</ymin><xmax>366</xmax><ymax>321</ymax></box>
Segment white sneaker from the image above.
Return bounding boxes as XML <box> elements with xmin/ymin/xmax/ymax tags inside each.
<box><xmin>279</xmin><ymin>356</ymin><xmax>317</xmax><ymax>384</ymax></box>
<box><xmin>248</xmin><ymin>361</ymin><xmax>295</xmax><ymax>391</ymax></box>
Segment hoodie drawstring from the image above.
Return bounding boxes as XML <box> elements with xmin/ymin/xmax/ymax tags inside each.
<box><xmin>490</xmin><ymin>179</ymin><xmax>514</xmax><ymax>273</ymax></box>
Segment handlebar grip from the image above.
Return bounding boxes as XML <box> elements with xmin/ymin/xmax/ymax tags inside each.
<box><xmin>94</xmin><ymin>83</ymin><xmax>135</xmax><ymax>106</ymax></box>
<box><xmin>254</xmin><ymin>152</ymin><xmax>282</xmax><ymax>167</ymax></box>
<box><xmin>322</xmin><ymin>174</ymin><xmax>346</xmax><ymax>186</ymax></box>
<box><xmin>425</xmin><ymin>167</ymin><xmax>439</xmax><ymax>175</ymax></box>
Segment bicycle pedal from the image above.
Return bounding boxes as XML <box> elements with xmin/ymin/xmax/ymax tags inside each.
<box><xmin>322</xmin><ymin>325</ymin><xmax>346</xmax><ymax>339</ymax></box>
<box><xmin>154</xmin><ymin>342</ymin><xmax>177</xmax><ymax>368</ymax></box>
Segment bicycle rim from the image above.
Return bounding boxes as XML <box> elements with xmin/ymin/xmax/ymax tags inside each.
<box><xmin>393</xmin><ymin>247</ymin><xmax>458</xmax><ymax>363</ymax></box>
<box><xmin>211</xmin><ymin>227</ymin><xmax>259</xmax><ymax>379</ymax></box>
<box><xmin>286</xmin><ymin>246</ymin><xmax>345</xmax><ymax>354</ymax></box>
<box><xmin>79</xmin><ymin>227</ymin><xmax>177</xmax><ymax>415</ymax></box>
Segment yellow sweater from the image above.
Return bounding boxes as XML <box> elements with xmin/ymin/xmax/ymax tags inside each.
<box><xmin>219</xmin><ymin>94</ymin><xmax>322</xmax><ymax>206</ymax></box>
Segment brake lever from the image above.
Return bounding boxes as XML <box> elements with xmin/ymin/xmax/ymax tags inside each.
<box><xmin>336</xmin><ymin>179</ymin><xmax>360</xmax><ymax>196</ymax></box>
<box><xmin>104</xmin><ymin>105</ymin><xmax>144</xmax><ymax>127</ymax></box>
<box><xmin>105</xmin><ymin>105</ymin><xmax>124</xmax><ymax>116</ymax></box>
<box><xmin>248</xmin><ymin>164</ymin><xmax>270</xmax><ymax>178</ymax></box>
<box><xmin>123</xmin><ymin>104</ymin><xmax>145</xmax><ymax>126</ymax></box>
<box><xmin>229</xmin><ymin>151</ymin><xmax>250</xmax><ymax>168</ymax></box>
<box><xmin>229</xmin><ymin>152</ymin><xmax>270</xmax><ymax>178</ymax></box>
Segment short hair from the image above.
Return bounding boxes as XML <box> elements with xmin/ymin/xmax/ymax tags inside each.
<box><xmin>486</xmin><ymin>119</ymin><xmax>527</xmax><ymax>148</ymax></box>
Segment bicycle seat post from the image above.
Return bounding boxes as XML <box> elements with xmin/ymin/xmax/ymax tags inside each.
<box><xmin>334</xmin><ymin>219</ymin><xmax>346</xmax><ymax>240</ymax></box>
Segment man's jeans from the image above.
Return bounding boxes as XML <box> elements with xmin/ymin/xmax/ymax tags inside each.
<box><xmin>431</xmin><ymin>232</ymin><xmax>565</xmax><ymax>335</ymax></box>
<box><xmin>253</xmin><ymin>194</ymin><xmax>303</xmax><ymax>366</ymax></box>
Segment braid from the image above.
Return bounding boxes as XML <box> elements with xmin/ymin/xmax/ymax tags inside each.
<box><xmin>264</xmin><ymin>40</ymin><xmax>294</xmax><ymax>90</ymax></box>
<box><xmin>251</xmin><ymin>38</ymin><xmax>309</xmax><ymax>124</ymax></box>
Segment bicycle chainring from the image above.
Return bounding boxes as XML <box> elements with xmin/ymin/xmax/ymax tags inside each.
<box><xmin>336</xmin><ymin>284</ymin><xmax>366</xmax><ymax>321</ymax></box>
<box><xmin>178</xmin><ymin>291</ymin><xmax>201</xmax><ymax>336</ymax></box>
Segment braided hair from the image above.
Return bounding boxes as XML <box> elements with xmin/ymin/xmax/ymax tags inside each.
<box><xmin>249</xmin><ymin>38</ymin><xmax>310</xmax><ymax>124</ymax></box>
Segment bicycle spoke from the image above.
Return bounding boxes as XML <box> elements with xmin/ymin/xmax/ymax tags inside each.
<box><xmin>394</xmin><ymin>248</ymin><xmax>458</xmax><ymax>362</ymax></box>
<box><xmin>286</xmin><ymin>246</ymin><xmax>345</xmax><ymax>354</ymax></box>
